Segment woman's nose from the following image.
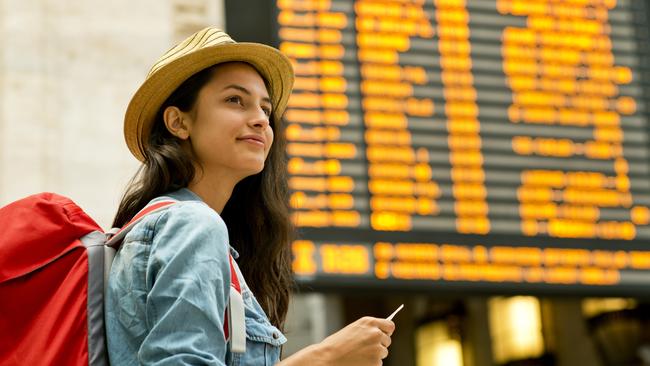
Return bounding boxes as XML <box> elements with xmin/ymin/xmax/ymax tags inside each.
<box><xmin>249</xmin><ymin>109</ymin><xmax>271</xmax><ymax>129</ymax></box>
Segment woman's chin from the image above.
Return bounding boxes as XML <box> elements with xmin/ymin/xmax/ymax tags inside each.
<box><xmin>239</xmin><ymin>162</ymin><xmax>265</xmax><ymax>179</ymax></box>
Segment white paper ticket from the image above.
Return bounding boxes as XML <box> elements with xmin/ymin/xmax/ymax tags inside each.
<box><xmin>386</xmin><ymin>304</ymin><xmax>404</xmax><ymax>321</ymax></box>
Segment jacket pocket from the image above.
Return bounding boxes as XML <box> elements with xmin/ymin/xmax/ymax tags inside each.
<box><xmin>244</xmin><ymin>317</ymin><xmax>286</xmax><ymax>366</ymax></box>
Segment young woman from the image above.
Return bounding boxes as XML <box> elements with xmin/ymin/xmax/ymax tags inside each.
<box><xmin>106</xmin><ymin>27</ymin><xmax>394</xmax><ymax>365</ymax></box>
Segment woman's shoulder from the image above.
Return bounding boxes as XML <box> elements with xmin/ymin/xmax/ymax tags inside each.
<box><xmin>140</xmin><ymin>200</ymin><xmax>231</xmax><ymax>264</ymax></box>
<box><xmin>153</xmin><ymin>200</ymin><xmax>228</xmax><ymax>238</ymax></box>
<box><xmin>146</xmin><ymin>190</ymin><xmax>227</xmax><ymax>231</ymax></box>
<box><xmin>121</xmin><ymin>190</ymin><xmax>229</xmax><ymax>253</ymax></box>
<box><xmin>162</xmin><ymin>200</ymin><xmax>223</xmax><ymax>223</ymax></box>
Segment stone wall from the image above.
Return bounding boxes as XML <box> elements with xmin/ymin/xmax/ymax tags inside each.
<box><xmin>0</xmin><ymin>0</ymin><xmax>223</xmax><ymax>227</ymax></box>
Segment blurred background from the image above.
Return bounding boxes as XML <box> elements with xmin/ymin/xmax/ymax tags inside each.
<box><xmin>2</xmin><ymin>0</ymin><xmax>650</xmax><ymax>365</ymax></box>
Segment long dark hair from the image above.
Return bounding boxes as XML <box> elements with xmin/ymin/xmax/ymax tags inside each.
<box><xmin>113</xmin><ymin>63</ymin><xmax>294</xmax><ymax>328</ymax></box>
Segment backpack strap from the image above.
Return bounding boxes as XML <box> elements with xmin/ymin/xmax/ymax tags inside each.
<box><xmin>105</xmin><ymin>200</ymin><xmax>178</xmax><ymax>248</ymax></box>
<box><xmin>225</xmin><ymin>254</ymin><xmax>246</xmax><ymax>353</ymax></box>
<box><xmin>104</xmin><ymin>199</ymin><xmax>247</xmax><ymax>353</ymax></box>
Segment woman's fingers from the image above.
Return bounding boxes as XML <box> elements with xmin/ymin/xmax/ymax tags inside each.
<box><xmin>380</xmin><ymin>344</ymin><xmax>389</xmax><ymax>359</ymax></box>
<box><xmin>364</xmin><ymin>317</ymin><xmax>394</xmax><ymax>358</ymax></box>
<box><xmin>366</xmin><ymin>317</ymin><xmax>395</xmax><ymax>336</ymax></box>
<box><xmin>380</xmin><ymin>332</ymin><xmax>392</xmax><ymax>348</ymax></box>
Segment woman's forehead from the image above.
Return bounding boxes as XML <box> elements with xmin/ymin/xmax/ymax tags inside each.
<box><xmin>207</xmin><ymin>62</ymin><xmax>270</xmax><ymax>99</ymax></box>
<box><xmin>212</xmin><ymin>62</ymin><xmax>265</xmax><ymax>82</ymax></box>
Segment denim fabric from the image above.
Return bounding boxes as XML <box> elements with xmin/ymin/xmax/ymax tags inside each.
<box><xmin>106</xmin><ymin>188</ymin><xmax>286</xmax><ymax>365</ymax></box>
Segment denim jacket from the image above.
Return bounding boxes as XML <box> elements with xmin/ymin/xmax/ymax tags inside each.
<box><xmin>106</xmin><ymin>188</ymin><xmax>286</xmax><ymax>365</ymax></box>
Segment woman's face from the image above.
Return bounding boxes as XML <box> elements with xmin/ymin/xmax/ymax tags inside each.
<box><xmin>183</xmin><ymin>62</ymin><xmax>274</xmax><ymax>181</ymax></box>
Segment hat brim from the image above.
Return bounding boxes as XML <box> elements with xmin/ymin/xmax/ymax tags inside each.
<box><xmin>124</xmin><ymin>42</ymin><xmax>294</xmax><ymax>162</ymax></box>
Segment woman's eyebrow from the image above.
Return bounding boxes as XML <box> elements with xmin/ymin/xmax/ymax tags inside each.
<box><xmin>222</xmin><ymin>84</ymin><xmax>271</xmax><ymax>105</ymax></box>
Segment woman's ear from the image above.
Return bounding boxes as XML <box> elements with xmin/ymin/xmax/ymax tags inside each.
<box><xmin>163</xmin><ymin>106</ymin><xmax>191</xmax><ymax>140</ymax></box>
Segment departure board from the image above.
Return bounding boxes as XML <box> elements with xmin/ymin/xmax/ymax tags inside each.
<box><xmin>226</xmin><ymin>0</ymin><xmax>650</xmax><ymax>295</ymax></box>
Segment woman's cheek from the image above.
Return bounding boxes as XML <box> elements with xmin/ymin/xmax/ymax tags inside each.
<box><xmin>266</xmin><ymin>131</ymin><xmax>274</xmax><ymax>156</ymax></box>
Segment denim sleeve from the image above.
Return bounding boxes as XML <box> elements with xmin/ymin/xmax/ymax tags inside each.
<box><xmin>138</xmin><ymin>202</ymin><xmax>231</xmax><ymax>365</ymax></box>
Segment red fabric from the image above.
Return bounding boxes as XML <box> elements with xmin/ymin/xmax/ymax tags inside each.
<box><xmin>229</xmin><ymin>255</ymin><xmax>241</xmax><ymax>293</ymax></box>
<box><xmin>224</xmin><ymin>308</ymin><xmax>230</xmax><ymax>340</ymax></box>
<box><xmin>0</xmin><ymin>192</ymin><xmax>101</xmax><ymax>365</ymax></box>
<box><xmin>0</xmin><ymin>192</ymin><xmax>101</xmax><ymax>282</ymax></box>
<box><xmin>0</xmin><ymin>248</ymin><xmax>89</xmax><ymax>366</ymax></box>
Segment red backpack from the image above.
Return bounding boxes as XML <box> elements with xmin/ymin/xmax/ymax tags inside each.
<box><xmin>0</xmin><ymin>192</ymin><xmax>245</xmax><ymax>365</ymax></box>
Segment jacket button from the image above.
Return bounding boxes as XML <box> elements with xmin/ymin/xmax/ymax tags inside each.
<box><xmin>272</xmin><ymin>332</ymin><xmax>279</xmax><ymax>339</ymax></box>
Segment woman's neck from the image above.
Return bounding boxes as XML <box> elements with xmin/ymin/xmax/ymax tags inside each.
<box><xmin>187</xmin><ymin>172</ymin><xmax>238</xmax><ymax>214</ymax></box>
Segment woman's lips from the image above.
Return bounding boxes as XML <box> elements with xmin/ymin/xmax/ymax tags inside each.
<box><xmin>238</xmin><ymin>135</ymin><xmax>265</xmax><ymax>147</ymax></box>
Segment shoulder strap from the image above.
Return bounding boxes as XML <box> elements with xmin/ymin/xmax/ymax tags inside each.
<box><xmin>105</xmin><ymin>200</ymin><xmax>178</xmax><ymax>248</ymax></box>
<box><xmin>225</xmin><ymin>255</ymin><xmax>246</xmax><ymax>353</ymax></box>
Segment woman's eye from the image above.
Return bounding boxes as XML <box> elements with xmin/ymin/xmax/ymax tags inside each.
<box><xmin>262</xmin><ymin>107</ymin><xmax>272</xmax><ymax>117</ymax></box>
<box><xmin>227</xmin><ymin>96</ymin><xmax>242</xmax><ymax>104</ymax></box>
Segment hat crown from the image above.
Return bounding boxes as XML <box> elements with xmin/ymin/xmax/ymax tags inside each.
<box><xmin>125</xmin><ymin>27</ymin><xmax>294</xmax><ymax>162</ymax></box>
<box><xmin>148</xmin><ymin>28</ymin><xmax>235</xmax><ymax>77</ymax></box>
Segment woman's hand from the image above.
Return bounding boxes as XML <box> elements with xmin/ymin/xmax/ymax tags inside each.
<box><xmin>318</xmin><ymin>316</ymin><xmax>395</xmax><ymax>365</ymax></box>
<box><xmin>278</xmin><ymin>316</ymin><xmax>395</xmax><ymax>366</ymax></box>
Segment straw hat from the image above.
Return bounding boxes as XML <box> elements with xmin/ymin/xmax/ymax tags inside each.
<box><xmin>124</xmin><ymin>27</ymin><xmax>294</xmax><ymax>161</ymax></box>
